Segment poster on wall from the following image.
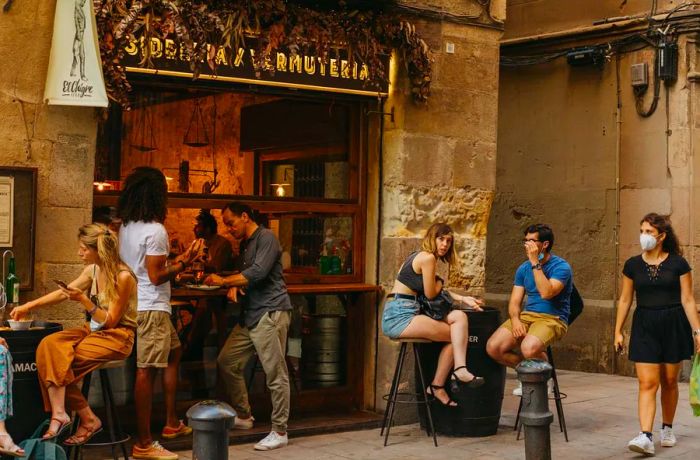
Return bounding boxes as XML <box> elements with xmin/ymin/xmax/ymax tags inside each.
<box><xmin>0</xmin><ymin>177</ymin><xmax>14</xmax><ymax>247</ymax></box>
<box><xmin>44</xmin><ymin>0</ymin><xmax>108</xmax><ymax>107</ymax></box>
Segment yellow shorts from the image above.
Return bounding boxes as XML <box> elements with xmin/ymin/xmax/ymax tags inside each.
<box><xmin>500</xmin><ymin>311</ymin><xmax>567</xmax><ymax>347</ymax></box>
<box><xmin>136</xmin><ymin>311</ymin><xmax>181</xmax><ymax>368</ymax></box>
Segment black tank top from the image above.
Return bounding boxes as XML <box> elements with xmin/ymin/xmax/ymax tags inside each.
<box><xmin>396</xmin><ymin>252</ymin><xmax>424</xmax><ymax>294</ymax></box>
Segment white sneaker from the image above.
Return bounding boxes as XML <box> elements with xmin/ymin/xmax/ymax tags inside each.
<box><xmin>234</xmin><ymin>415</ymin><xmax>255</xmax><ymax>430</ymax></box>
<box><xmin>660</xmin><ymin>426</ymin><xmax>676</xmax><ymax>447</ymax></box>
<box><xmin>513</xmin><ymin>381</ymin><xmax>522</xmax><ymax>396</ymax></box>
<box><xmin>628</xmin><ymin>432</ymin><xmax>655</xmax><ymax>455</ymax></box>
<box><xmin>254</xmin><ymin>431</ymin><xmax>288</xmax><ymax>451</ymax></box>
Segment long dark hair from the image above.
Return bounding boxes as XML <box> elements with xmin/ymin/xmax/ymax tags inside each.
<box><xmin>640</xmin><ymin>213</ymin><xmax>682</xmax><ymax>255</ymax></box>
<box><xmin>118</xmin><ymin>167</ymin><xmax>168</xmax><ymax>224</ymax></box>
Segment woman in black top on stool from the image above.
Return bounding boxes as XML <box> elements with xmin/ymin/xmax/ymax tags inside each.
<box><xmin>382</xmin><ymin>223</ymin><xmax>485</xmax><ymax>407</ymax></box>
<box><xmin>615</xmin><ymin>213</ymin><xmax>700</xmax><ymax>455</ymax></box>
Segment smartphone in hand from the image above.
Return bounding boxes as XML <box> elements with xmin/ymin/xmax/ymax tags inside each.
<box><xmin>53</xmin><ymin>279</ymin><xmax>68</xmax><ymax>289</ymax></box>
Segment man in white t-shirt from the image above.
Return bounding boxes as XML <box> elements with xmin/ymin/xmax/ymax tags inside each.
<box><xmin>117</xmin><ymin>167</ymin><xmax>197</xmax><ymax>460</ymax></box>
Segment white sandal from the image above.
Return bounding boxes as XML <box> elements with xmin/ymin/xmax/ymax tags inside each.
<box><xmin>0</xmin><ymin>432</ymin><xmax>24</xmax><ymax>458</ymax></box>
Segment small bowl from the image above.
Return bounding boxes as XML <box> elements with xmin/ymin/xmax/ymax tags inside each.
<box><xmin>7</xmin><ymin>320</ymin><xmax>32</xmax><ymax>331</ymax></box>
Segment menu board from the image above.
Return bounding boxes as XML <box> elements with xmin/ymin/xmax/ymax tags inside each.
<box><xmin>0</xmin><ymin>168</ymin><xmax>36</xmax><ymax>290</ymax></box>
<box><xmin>0</xmin><ymin>176</ymin><xmax>12</xmax><ymax>247</ymax></box>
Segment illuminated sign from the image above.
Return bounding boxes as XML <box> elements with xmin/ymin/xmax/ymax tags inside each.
<box><xmin>122</xmin><ymin>37</ymin><xmax>389</xmax><ymax>97</ymax></box>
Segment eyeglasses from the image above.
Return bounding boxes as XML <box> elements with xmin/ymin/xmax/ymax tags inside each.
<box><xmin>522</xmin><ymin>239</ymin><xmax>541</xmax><ymax>243</ymax></box>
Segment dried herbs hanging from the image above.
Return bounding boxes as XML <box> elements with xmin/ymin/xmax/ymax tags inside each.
<box><xmin>94</xmin><ymin>0</ymin><xmax>432</xmax><ymax>107</ymax></box>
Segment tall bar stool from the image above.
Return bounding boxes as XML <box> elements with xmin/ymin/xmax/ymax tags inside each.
<box><xmin>380</xmin><ymin>338</ymin><xmax>437</xmax><ymax>447</ymax></box>
<box><xmin>514</xmin><ymin>346</ymin><xmax>568</xmax><ymax>441</ymax></box>
<box><xmin>514</xmin><ymin>284</ymin><xmax>583</xmax><ymax>442</ymax></box>
<box><xmin>69</xmin><ymin>360</ymin><xmax>130</xmax><ymax>460</ymax></box>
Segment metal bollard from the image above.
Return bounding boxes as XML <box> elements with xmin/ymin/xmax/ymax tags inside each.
<box><xmin>187</xmin><ymin>400</ymin><xmax>237</xmax><ymax>460</ymax></box>
<box><xmin>516</xmin><ymin>359</ymin><xmax>553</xmax><ymax>460</ymax></box>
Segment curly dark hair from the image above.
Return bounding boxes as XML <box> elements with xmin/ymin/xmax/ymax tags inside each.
<box><xmin>118</xmin><ymin>167</ymin><xmax>168</xmax><ymax>224</ymax></box>
<box><xmin>640</xmin><ymin>213</ymin><xmax>682</xmax><ymax>255</ymax></box>
<box><xmin>196</xmin><ymin>209</ymin><xmax>217</xmax><ymax>234</ymax></box>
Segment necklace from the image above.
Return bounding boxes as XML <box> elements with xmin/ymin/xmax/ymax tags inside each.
<box><xmin>645</xmin><ymin>260</ymin><xmax>663</xmax><ymax>282</ymax></box>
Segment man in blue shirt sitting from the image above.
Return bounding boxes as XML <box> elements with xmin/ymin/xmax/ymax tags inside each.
<box><xmin>487</xmin><ymin>224</ymin><xmax>573</xmax><ymax>393</ymax></box>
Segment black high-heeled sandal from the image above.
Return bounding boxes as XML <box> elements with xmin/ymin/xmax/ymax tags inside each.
<box><xmin>450</xmin><ymin>366</ymin><xmax>485</xmax><ymax>390</ymax></box>
<box><xmin>426</xmin><ymin>384</ymin><xmax>458</xmax><ymax>407</ymax></box>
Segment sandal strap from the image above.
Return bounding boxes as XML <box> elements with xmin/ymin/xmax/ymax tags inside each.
<box><xmin>453</xmin><ymin>366</ymin><xmax>468</xmax><ymax>372</ymax></box>
<box><xmin>428</xmin><ymin>384</ymin><xmax>445</xmax><ymax>390</ymax></box>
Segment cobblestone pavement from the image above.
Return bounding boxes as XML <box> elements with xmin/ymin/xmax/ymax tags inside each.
<box><xmin>167</xmin><ymin>369</ymin><xmax>700</xmax><ymax>459</ymax></box>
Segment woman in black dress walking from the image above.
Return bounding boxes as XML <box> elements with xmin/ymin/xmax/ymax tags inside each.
<box><xmin>614</xmin><ymin>213</ymin><xmax>700</xmax><ymax>455</ymax></box>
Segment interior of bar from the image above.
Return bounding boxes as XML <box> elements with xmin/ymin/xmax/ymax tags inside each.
<box><xmin>92</xmin><ymin>76</ymin><xmax>381</xmax><ymax>436</ymax></box>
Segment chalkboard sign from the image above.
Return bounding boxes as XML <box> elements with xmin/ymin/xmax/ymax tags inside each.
<box><xmin>0</xmin><ymin>167</ymin><xmax>37</xmax><ymax>290</ymax></box>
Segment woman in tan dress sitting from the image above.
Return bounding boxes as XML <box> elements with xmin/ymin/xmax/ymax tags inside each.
<box><xmin>11</xmin><ymin>223</ymin><xmax>137</xmax><ymax>446</ymax></box>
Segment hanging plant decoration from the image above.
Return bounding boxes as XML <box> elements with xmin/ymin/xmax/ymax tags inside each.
<box><xmin>94</xmin><ymin>0</ymin><xmax>432</xmax><ymax>107</ymax></box>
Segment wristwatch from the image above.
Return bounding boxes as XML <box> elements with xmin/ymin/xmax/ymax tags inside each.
<box><xmin>693</xmin><ymin>328</ymin><xmax>700</xmax><ymax>337</ymax></box>
<box><xmin>531</xmin><ymin>263</ymin><xmax>542</xmax><ymax>270</ymax></box>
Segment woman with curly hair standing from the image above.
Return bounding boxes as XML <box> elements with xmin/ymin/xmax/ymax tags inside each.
<box><xmin>117</xmin><ymin>167</ymin><xmax>199</xmax><ymax>459</ymax></box>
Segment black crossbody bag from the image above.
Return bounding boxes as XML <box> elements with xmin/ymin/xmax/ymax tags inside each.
<box><xmin>418</xmin><ymin>290</ymin><xmax>454</xmax><ymax>321</ymax></box>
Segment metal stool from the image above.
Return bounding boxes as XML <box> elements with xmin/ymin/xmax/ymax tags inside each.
<box><xmin>514</xmin><ymin>346</ymin><xmax>568</xmax><ymax>441</ymax></box>
<box><xmin>70</xmin><ymin>360</ymin><xmax>130</xmax><ymax>460</ymax></box>
<box><xmin>380</xmin><ymin>338</ymin><xmax>437</xmax><ymax>447</ymax></box>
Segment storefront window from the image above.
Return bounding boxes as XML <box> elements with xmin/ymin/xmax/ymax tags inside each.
<box><xmin>94</xmin><ymin>84</ymin><xmax>367</xmax><ymax>284</ymax></box>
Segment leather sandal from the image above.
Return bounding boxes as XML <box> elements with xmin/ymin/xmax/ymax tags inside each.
<box><xmin>450</xmin><ymin>366</ymin><xmax>485</xmax><ymax>390</ymax></box>
<box><xmin>63</xmin><ymin>424</ymin><xmax>103</xmax><ymax>447</ymax></box>
<box><xmin>426</xmin><ymin>384</ymin><xmax>458</xmax><ymax>407</ymax></box>
<box><xmin>42</xmin><ymin>417</ymin><xmax>73</xmax><ymax>440</ymax></box>
<box><xmin>0</xmin><ymin>432</ymin><xmax>25</xmax><ymax>457</ymax></box>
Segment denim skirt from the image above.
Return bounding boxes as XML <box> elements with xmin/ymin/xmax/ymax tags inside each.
<box><xmin>382</xmin><ymin>297</ymin><xmax>420</xmax><ymax>339</ymax></box>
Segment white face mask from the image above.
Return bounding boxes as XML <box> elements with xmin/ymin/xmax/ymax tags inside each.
<box><xmin>640</xmin><ymin>233</ymin><xmax>658</xmax><ymax>251</ymax></box>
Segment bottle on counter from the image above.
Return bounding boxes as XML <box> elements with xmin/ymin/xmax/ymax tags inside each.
<box><xmin>5</xmin><ymin>256</ymin><xmax>20</xmax><ymax>314</ymax></box>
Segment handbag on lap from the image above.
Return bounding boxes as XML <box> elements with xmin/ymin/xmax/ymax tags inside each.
<box><xmin>418</xmin><ymin>290</ymin><xmax>454</xmax><ymax>321</ymax></box>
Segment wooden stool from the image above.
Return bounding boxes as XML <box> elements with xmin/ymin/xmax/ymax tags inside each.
<box><xmin>380</xmin><ymin>338</ymin><xmax>437</xmax><ymax>447</ymax></box>
<box><xmin>70</xmin><ymin>360</ymin><xmax>130</xmax><ymax>460</ymax></box>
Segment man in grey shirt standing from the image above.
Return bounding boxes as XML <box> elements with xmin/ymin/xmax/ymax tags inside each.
<box><xmin>205</xmin><ymin>202</ymin><xmax>292</xmax><ymax>451</ymax></box>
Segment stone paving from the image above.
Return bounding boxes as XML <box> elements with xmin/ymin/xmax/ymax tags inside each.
<box><xmin>168</xmin><ymin>369</ymin><xmax>700</xmax><ymax>460</ymax></box>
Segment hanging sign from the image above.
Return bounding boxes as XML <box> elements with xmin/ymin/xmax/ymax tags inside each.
<box><xmin>0</xmin><ymin>176</ymin><xmax>14</xmax><ymax>248</ymax></box>
<box><xmin>44</xmin><ymin>0</ymin><xmax>109</xmax><ymax>107</ymax></box>
<box><xmin>122</xmin><ymin>36</ymin><xmax>390</xmax><ymax>97</ymax></box>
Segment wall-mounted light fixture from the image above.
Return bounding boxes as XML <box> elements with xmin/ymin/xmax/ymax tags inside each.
<box><xmin>93</xmin><ymin>181</ymin><xmax>113</xmax><ymax>191</ymax></box>
<box><xmin>270</xmin><ymin>166</ymin><xmax>293</xmax><ymax>197</ymax></box>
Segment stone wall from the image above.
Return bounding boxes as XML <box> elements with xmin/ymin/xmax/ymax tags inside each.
<box><xmin>374</xmin><ymin>1</ymin><xmax>505</xmax><ymax>413</ymax></box>
<box><xmin>0</xmin><ymin>1</ymin><xmax>96</xmax><ymax>327</ymax></box>
<box><xmin>490</xmin><ymin>4</ymin><xmax>700</xmax><ymax>376</ymax></box>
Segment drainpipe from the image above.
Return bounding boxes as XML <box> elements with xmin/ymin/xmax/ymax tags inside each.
<box><xmin>612</xmin><ymin>55</ymin><xmax>623</xmax><ymax>375</ymax></box>
<box><xmin>689</xmin><ymin>38</ymin><xmax>697</xmax><ymax>312</ymax></box>
<box><xmin>373</xmin><ymin>96</ymin><xmax>386</xmax><ymax>411</ymax></box>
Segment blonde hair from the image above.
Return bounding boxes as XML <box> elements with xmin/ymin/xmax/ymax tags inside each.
<box><xmin>421</xmin><ymin>223</ymin><xmax>458</xmax><ymax>267</ymax></box>
<box><xmin>78</xmin><ymin>223</ymin><xmax>124</xmax><ymax>302</ymax></box>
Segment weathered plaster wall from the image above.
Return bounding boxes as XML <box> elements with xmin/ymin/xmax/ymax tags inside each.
<box><xmin>490</xmin><ymin>9</ymin><xmax>698</xmax><ymax>376</ymax></box>
<box><xmin>375</xmin><ymin>1</ymin><xmax>504</xmax><ymax>413</ymax></box>
<box><xmin>504</xmin><ymin>0</ymin><xmax>677</xmax><ymax>40</ymax></box>
<box><xmin>0</xmin><ymin>1</ymin><xmax>96</xmax><ymax>327</ymax></box>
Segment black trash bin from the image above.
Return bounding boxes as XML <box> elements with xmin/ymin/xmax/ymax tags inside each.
<box><xmin>417</xmin><ymin>307</ymin><xmax>505</xmax><ymax>437</ymax></box>
<box><xmin>1</xmin><ymin>321</ymin><xmax>63</xmax><ymax>441</ymax></box>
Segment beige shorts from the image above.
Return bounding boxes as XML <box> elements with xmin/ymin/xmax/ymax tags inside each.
<box><xmin>500</xmin><ymin>311</ymin><xmax>568</xmax><ymax>347</ymax></box>
<box><xmin>137</xmin><ymin>310</ymin><xmax>181</xmax><ymax>368</ymax></box>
